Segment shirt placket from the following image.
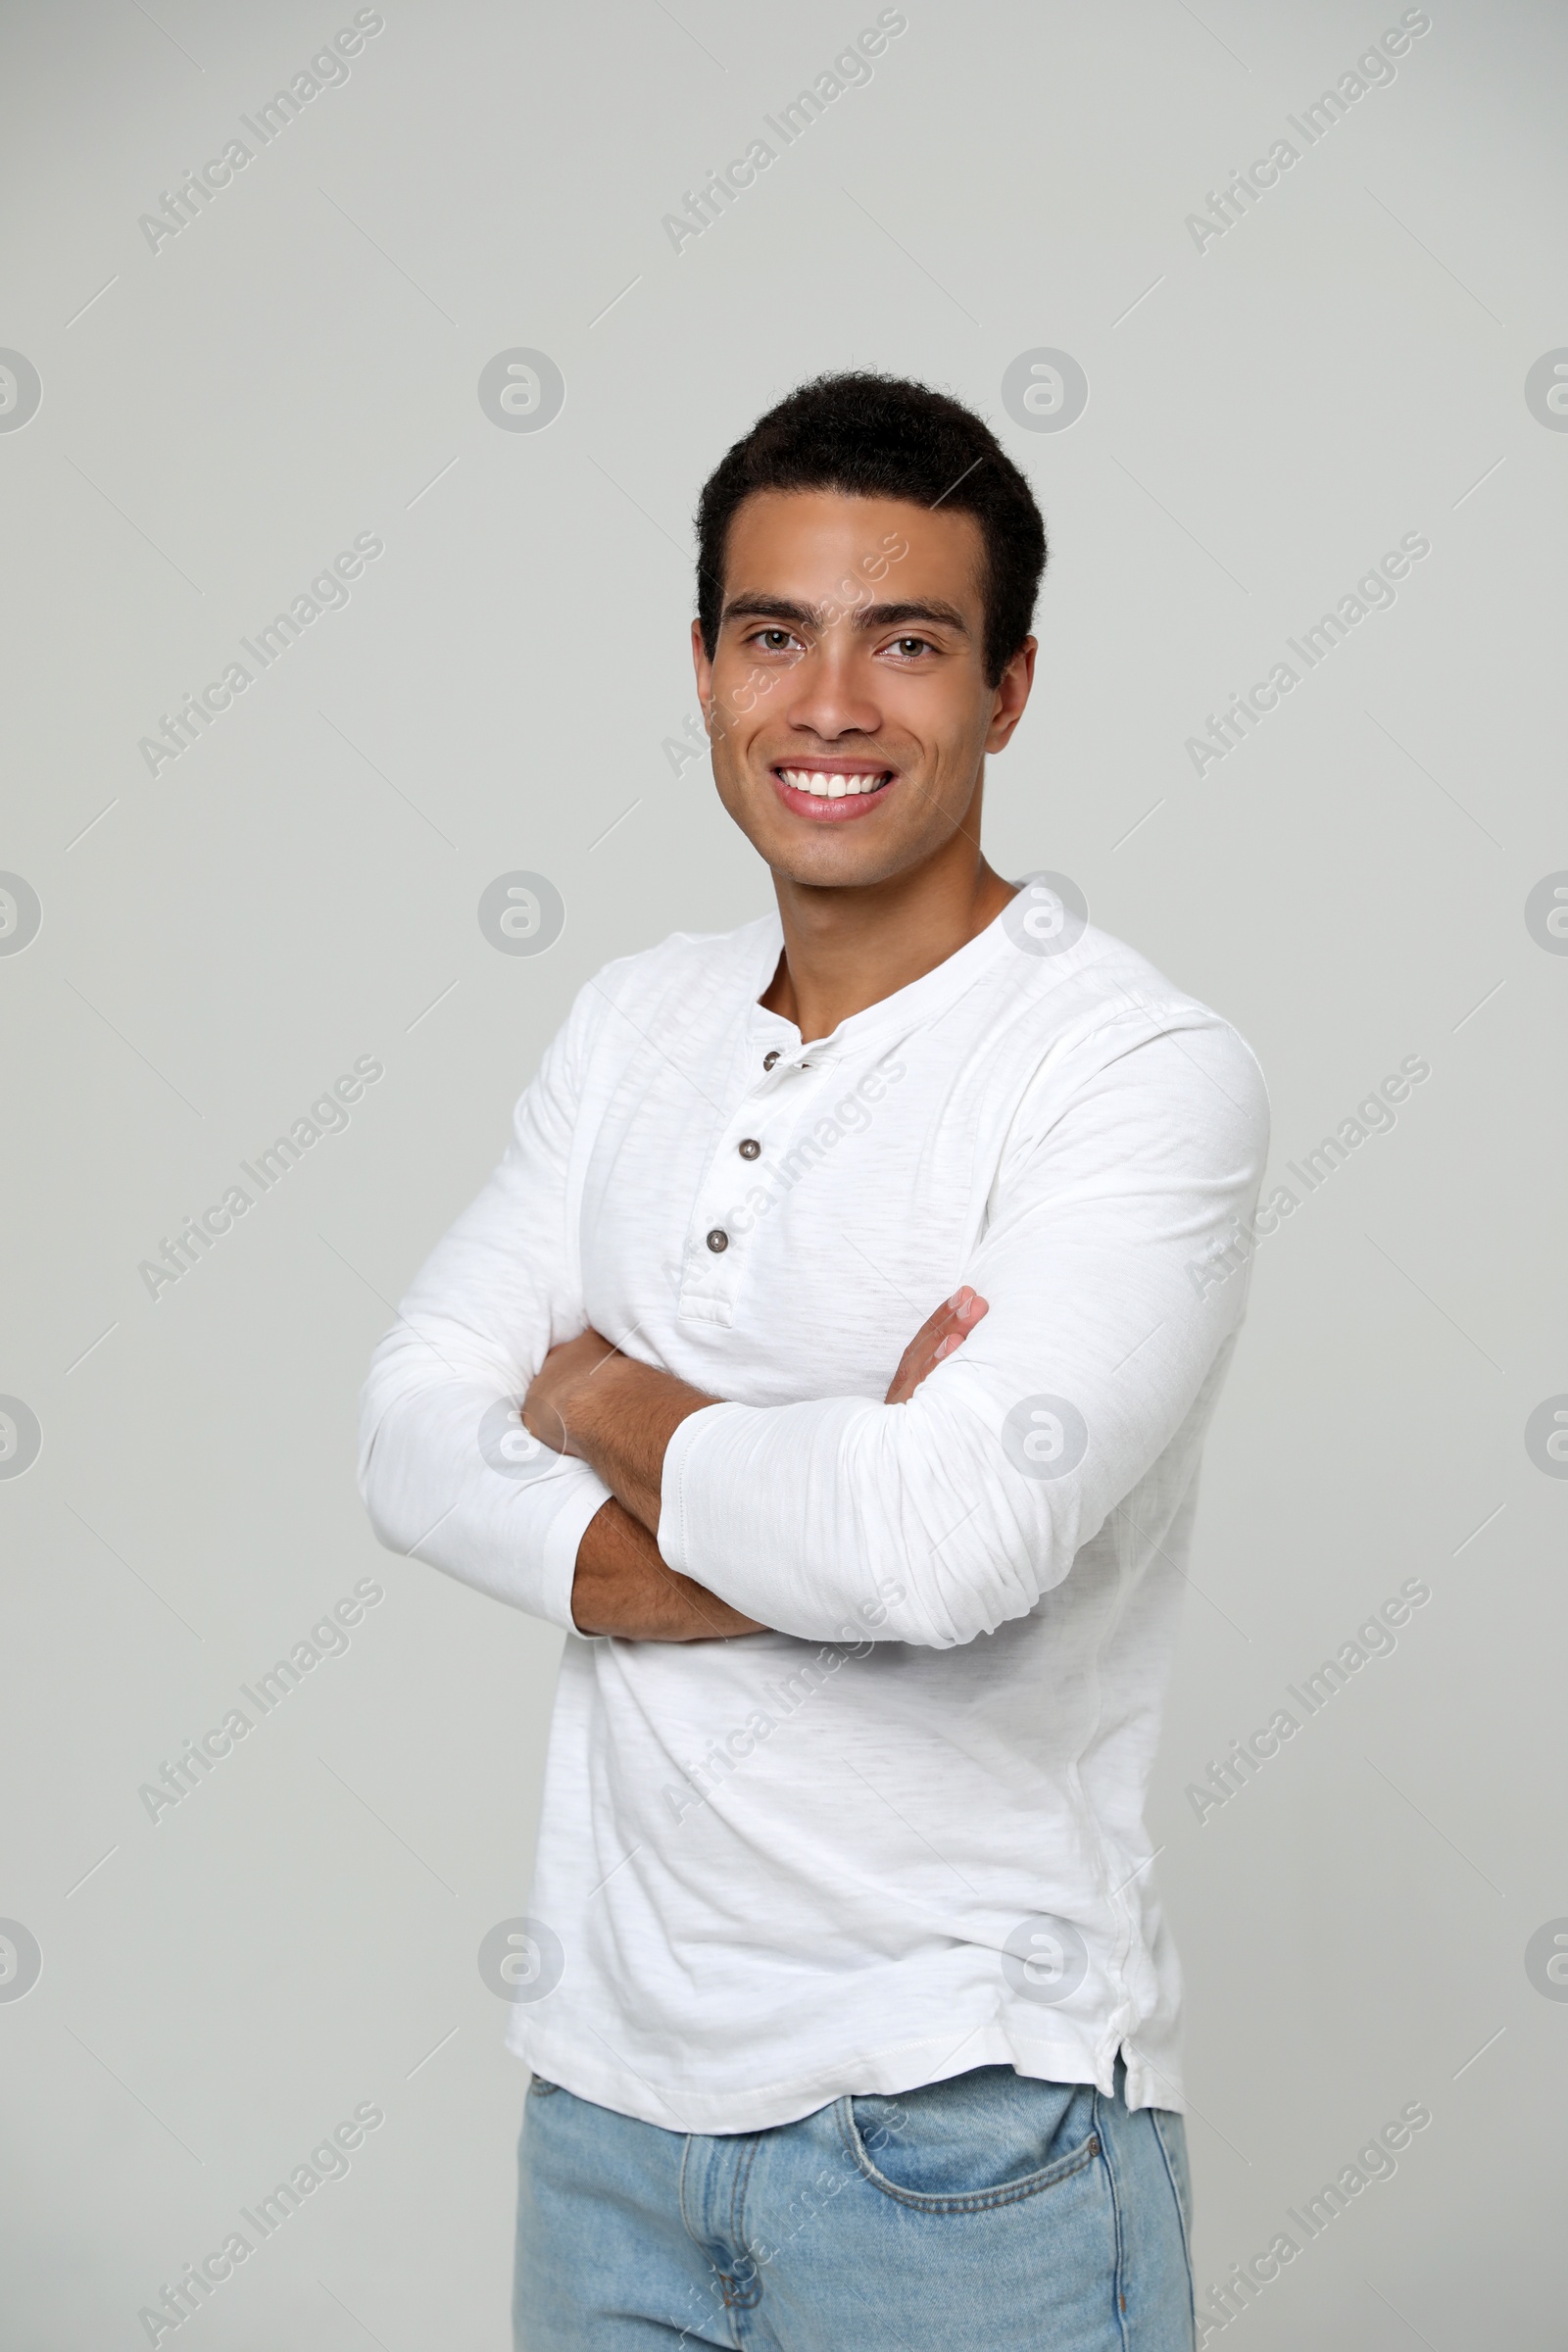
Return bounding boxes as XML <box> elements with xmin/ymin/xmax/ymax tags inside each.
<box><xmin>675</xmin><ymin>1031</ymin><xmax>841</xmax><ymax>1325</ymax></box>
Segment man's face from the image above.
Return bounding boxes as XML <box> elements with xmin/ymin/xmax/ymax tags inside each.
<box><xmin>692</xmin><ymin>490</ymin><xmax>1035</xmax><ymax>890</ymax></box>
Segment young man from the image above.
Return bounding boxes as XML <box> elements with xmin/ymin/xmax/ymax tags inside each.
<box><xmin>359</xmin><ymin>373</ymin><xmax>1268</xmax><ymax>2349</ymax></box>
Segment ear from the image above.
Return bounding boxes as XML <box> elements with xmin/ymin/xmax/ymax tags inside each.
<box><xmin>985</xmin><ymin>636</ymin><xmax>1037</xmax><ymax>754</ymax></box>
<box><xmin>691</xmin><ymin>617</ymin><xmax>714</xmax><ymax>724</ymax></box>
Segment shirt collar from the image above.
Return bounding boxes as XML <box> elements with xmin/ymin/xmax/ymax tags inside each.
<box><xmin>744</xmin><ymin>900</ymin><xmax>1018</xmax><ymax>1065</ymax></box>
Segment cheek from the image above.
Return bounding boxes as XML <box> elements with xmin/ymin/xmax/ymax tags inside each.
<box><xmin>898</xmin><ymin>696</ymin><xmax>990</xmax><ymax>805</ymax></box>
<box><xmin>706</xmin><ymin>728</ymin><xmax>771</xmax><ymax>834</ymax></box>
<box><xmin>713</xmin><ymin>647</ymin><xmax>790</xmax><ymax>724</ymax></box>
<box><xmin>709</xmin><ymin>684</ymin><xmax>762</xmax><ymax>760</ymax></box>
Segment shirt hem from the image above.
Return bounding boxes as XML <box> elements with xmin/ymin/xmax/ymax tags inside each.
<box><xmin>504</xmin><ymin>2013</ymin><xmax>1185</xmax><ymax>2134</ymax></box>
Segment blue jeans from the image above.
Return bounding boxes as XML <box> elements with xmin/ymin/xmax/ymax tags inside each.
<box><xmin>514</xmin><ymin>2063</ymin><xmax>1196</xmax><ymax>2349</ymax></box>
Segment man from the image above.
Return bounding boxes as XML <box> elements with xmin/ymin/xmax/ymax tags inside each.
<box><xmin>359</xmin><ymin>372</ymin><xmax>1268</xmax><ymax>2349</ymax></box>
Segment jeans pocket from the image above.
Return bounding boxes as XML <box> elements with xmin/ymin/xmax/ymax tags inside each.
<box><xmin>838</xmin><ymin>2068</ymin><xmax>1102</xmax><ymax>2215</ymax></box>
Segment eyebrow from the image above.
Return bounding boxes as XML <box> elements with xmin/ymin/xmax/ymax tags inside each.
<box><xmin>719</xmin><ymin>593</ymin><xmax>970</xmax><ymax>636</ymax></box>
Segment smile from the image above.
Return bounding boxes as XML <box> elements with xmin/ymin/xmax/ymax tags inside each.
<box><xmin>770</xmin><ymin>764</ymin><xmax>895</xmax><ymax>821</ymax></box>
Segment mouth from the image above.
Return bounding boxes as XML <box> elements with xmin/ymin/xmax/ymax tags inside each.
<box><xmin>770</xmin><ymin>762</ymin><xmax>896</xmax><ymax>823</ymax></box>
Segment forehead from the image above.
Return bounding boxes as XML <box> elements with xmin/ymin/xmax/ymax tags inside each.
<box><xmin>721</xmin><ymin>488</ymin><xmax>985</xmax><ymax>612</ymax></box>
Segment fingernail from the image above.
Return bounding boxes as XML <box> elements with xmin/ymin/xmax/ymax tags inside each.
<box><xmin>946</xmin><ymin>1290</ymin><xmax>963</xmax><ymax>1309</ymax></box>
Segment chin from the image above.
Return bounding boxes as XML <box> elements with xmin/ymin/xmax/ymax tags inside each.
<box><xmin>769</xmin><ymin>834</ymin><xmax>919</xmax><ymax>889</ymax></box>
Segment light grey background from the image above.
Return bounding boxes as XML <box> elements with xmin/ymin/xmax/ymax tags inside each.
<box><xmin>2</xmin><ymin>1</ymin><xmax>1564</xmax><ymax>2344</ymax></box>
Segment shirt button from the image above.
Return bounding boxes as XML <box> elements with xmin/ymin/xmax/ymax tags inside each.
<box><xmin>706</xmin><ymin>1228</ymin><xmax>729</xmax><ymax>1253</ymax></box>
<box><xmin>738</xmin><ymin>1139</ymin><xmax>760</xmax><ymax>1160</ymax></box>
<box><xmin>762</xmin><ymin>1051</ymin><xmax>780</xmax><ymax>1070</ymax></box>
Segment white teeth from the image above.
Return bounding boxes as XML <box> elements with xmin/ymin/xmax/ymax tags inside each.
<box><xmin>779</xmin><ymin>768</ymin><xmax>888</xmax><ymax>799</ymax></box>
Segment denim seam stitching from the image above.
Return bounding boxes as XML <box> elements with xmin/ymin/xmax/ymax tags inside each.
<box><xmin>729</xmin><ymin>2132</ymin><xmax>763</xmax><ymax>2301</ymax></box>
<box><xmin>837</xmin><ymin>2101</ymin><xmax>1102</xmax><ymax>2215</ymax></box>
<box><xmin>677</xmin><ymin>2131</ymin><xmax>701</xmax><ymax>2250</ymax></box>
<box><xmin>1096</xmin><ymin>2089</ymin><xmax>1132</xmax><ymax>2352</ymax></box>
<box><xmin>1149</xmin><ymin>2107</ymin><xmax>1198</xmax><ymax>2332</ymax></box>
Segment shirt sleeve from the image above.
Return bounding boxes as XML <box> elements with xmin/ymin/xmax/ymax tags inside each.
<box><xmin>356</xmin><ymin>986</ymin><xmax>612</xmax><ymax>1633</ymax></box>
<box><xmin>658</xmin><ymin>1007</ymin><xmax>1269</xmax><ymax>1649</ymax></box>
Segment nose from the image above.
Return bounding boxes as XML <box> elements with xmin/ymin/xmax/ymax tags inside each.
<box><xmin>781</xmin><ymin>630</ymin><xmax>882</xmax><ymax>743</ymax></box>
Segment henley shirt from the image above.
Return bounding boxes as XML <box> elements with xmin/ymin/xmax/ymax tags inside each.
<box><xmin>358</xmin><ymin>895</ymin><xmax>1268</xmax><ymax>2132</ymax></box>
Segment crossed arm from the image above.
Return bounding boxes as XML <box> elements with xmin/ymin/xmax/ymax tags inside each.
<box><xmin>523</xmin><ymin>1288</ymin><xmax>989</xmax><ymax>1642</ymax></box>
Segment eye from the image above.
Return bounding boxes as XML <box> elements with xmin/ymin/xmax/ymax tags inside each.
<box><xmin>887</xmin><ymin>635</ymin><xmax>936</xmax><ymax>660</ymax></box>
<box><xmin>748</xmin><ymin>626</ymin><xmax>801</xmax><ymax>653</ymax></box>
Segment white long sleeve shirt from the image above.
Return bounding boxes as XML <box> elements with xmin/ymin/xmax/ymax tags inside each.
<box><xmin>358</xmin><ymin>900</ymin><xmax>1268</xmax><ymax>2131</ymax></box>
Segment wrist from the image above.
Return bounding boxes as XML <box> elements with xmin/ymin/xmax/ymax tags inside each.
<box><xmin>569</xmin><ymin>1356</ymin><xmax>713</xmax><ymax>1533</ymax></box>
<box><xmin>570</xmin><ymin>1496</ymin><xmax>763</xmax><ymax>1642</ymax></box>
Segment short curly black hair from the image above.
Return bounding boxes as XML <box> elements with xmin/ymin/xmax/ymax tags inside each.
<box><xmin>694</xmin><ymin>372</ymin><xmax>1047</xmax><ymax>688</ymax></box>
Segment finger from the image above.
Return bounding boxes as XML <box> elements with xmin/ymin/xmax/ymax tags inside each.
<box><xmin>888</xmin><ymin>1335</ymin><xmax>956</xmax><ymax>1407</ymax></box>
<box><xmin>904</xmin><ymin>1296</ymin><xmax>990</xmax><ymax>1384</ymax></box>
<box><xmin>906</xmin><ymin>1289</ymin><xmax>972</xmax><ymax>1358</ymax></box>
<box><xmin>918</xmin><ymin>1290</ymin><xmax>988</xmax><ymax>1355</ymax></box>
<box><xmin>885</xmin><ymin>1290</ymin><xmax>990</xmax><ymax>1403</ymax></box>
<box><xmin>896</xmin><ymin>1313</ymin><xmax>950</xmax><ymax>1382</ymax></box>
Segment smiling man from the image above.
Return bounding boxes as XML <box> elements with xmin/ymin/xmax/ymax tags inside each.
<box><xmin>359</xmin><ymin>373</ymin><xmax>1268</xmax><ymax>2349</ymax></box>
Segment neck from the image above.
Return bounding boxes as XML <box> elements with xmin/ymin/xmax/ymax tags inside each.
<box><xmin>760</xmin><ymin>820</ymin><xmax>1017</xmax><ymax>1043</ymax></box>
